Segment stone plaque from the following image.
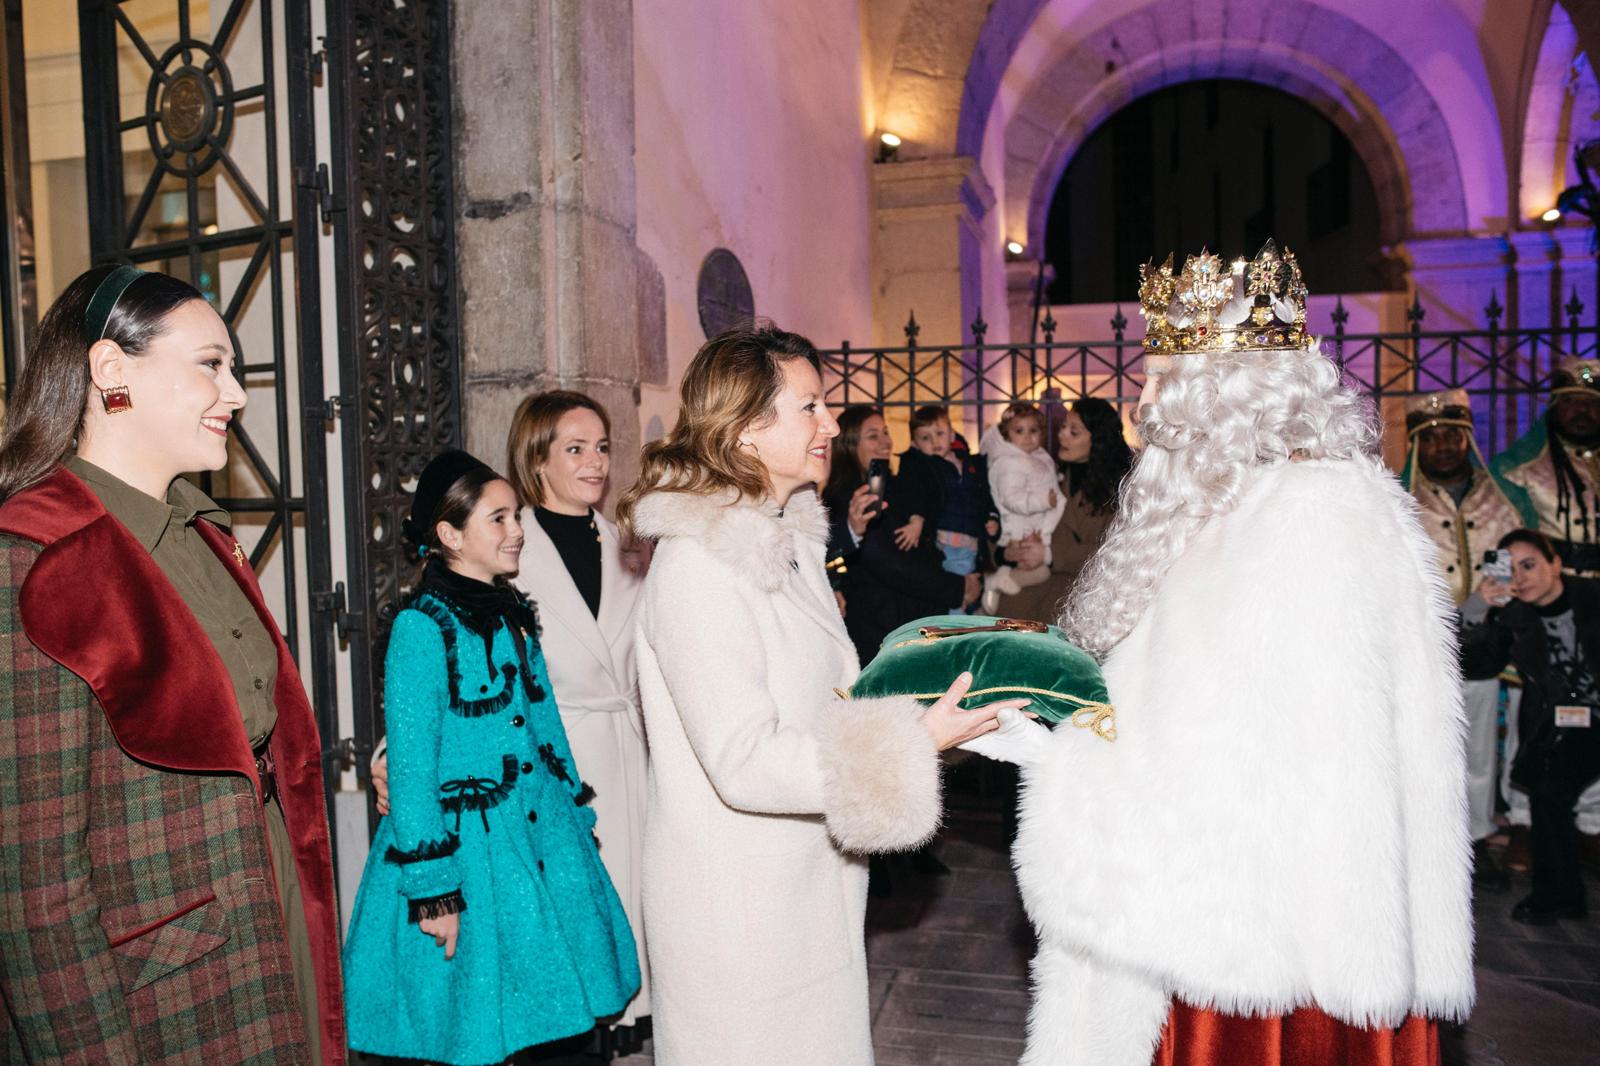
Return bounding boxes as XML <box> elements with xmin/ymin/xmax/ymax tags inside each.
<box><xmin>697</xmin><ymin>248</ymin><xmax>754</xmax><ymax>339</ymax></box>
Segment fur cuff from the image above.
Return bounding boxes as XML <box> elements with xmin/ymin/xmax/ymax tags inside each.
<box><xmin>818</xmin><ymin>695</ymin><xmax>942</xmax><ymax>853</ymax></box>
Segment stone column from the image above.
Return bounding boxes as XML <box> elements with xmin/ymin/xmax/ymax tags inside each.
<box><xmin>1552</xmin><ymin>227</ymin><xmax>1600</xmax><ymax>332</ymax></box>
<box><xmin>872</xmin><ymin>156</ymin><xmax>992</xmax><ymax>348</ymax></box>
<box><xmin>453</xmin><ymin>0</ymin><xmax>643</xmax><ymax>511</ymax></box>
<box><xmin>1399</xmin><ymin>235</ymin><xmax>1510</xmax><ymax>332</ymax></box>
<box><xmin>1005</xmin><ymin>257</ymin><xmax>1053</xmax><ymax>347</ymax></box>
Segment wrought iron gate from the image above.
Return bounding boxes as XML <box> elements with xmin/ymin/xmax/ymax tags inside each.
<box><xmin>325</xmin><ymin>0</ymin><xmax>463</xmax><ymax>782</ymax></box>
<box><xmin>74</xmin><ymin>0</ymin><xmax>464</xmax><ymax>856</ymax></box>
<box><xmin>822</xmin><ymin>296</ymin><xmax>1600</xmax><ymax>458</ymax></box>
<box><xmin>77</xmin><ymin>0</ymin><xmax>341</xmax><ymax>775</ymax></box>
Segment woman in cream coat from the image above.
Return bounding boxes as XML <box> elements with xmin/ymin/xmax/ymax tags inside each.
<box><xmin>507</xmin><ymin>391</ymin><xmax>652</xmax><ymax>1046</ymax></box>
<box><xmin>618</xmin><ymin>324</ymin><xmax>1021</xmax><ymax>1066</ymax></box>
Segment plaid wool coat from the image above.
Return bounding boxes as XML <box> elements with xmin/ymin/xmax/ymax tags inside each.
<box><xmin>0</xmin><ymin>468</ymin><xmax>345</xmax><ymax>1063</ymax></box>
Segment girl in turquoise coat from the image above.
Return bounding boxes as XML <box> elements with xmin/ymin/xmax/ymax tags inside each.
<box><xmin>344</xmin><ymin>450</ymin><xmax>639</xmax><ymax>1065</ymax></box>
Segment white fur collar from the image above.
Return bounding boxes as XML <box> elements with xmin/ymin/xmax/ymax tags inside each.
<box><xmin>629</xmin><ymin>487</ymin><xmax>830</xmax><ymax>591</ymax></box>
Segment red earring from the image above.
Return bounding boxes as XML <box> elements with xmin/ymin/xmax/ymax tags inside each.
<box><xmin>101</xmin><ymin>386</ymin><xmax>132</xmax><ymax>414</ymax></box>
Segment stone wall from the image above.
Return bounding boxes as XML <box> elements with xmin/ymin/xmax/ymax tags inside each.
<box><xmin>453</xmin><ymin>0</ymin><xmax>644</xmax><ymax>513</ymax></box>
<box><xmin>631</xmin><ymin>0</ymin><xmax>876</xmax><ymax>439</ymax></box>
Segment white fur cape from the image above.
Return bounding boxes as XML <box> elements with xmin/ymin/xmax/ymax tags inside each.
<box><xmin>1014</xmin><ymin>458</ymin><xmax>1475</xmax><ymax>1064</ymax></box>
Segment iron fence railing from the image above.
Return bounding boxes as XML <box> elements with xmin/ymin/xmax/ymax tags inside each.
<box><xmin>818</xmin><ymin>293</ymin><xmax>1600</xmax><ymax>457</ymax></box>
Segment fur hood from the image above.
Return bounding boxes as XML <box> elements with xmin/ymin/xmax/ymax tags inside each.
<box><xmin>979</xmin><ymin>424</ymin><xmax>1023</xmax><ymax>463</ymax></box>
<box><xmin>629</xmin><ymin>487</ymin><xmax>830</xmax><ymax>592</ymax></box>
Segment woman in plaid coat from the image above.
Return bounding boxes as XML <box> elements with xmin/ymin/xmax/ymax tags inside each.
<box><xmin>0</xmin><ymin>267</ymin><xmax>344</xmax><ymax>1063</ymax></box>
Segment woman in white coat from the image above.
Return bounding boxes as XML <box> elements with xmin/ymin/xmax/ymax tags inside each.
<box><xmin>616</xmin><ymin>324</ymin><xmax>1022</xmax><ymax>1066</ymax></box>
<box><xmin>507</xmin><ymin>390</ymin><xmax>652</xmax><ymax>1052</ymax></box>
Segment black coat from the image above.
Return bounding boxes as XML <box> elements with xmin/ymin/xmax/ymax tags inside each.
<box><xmin>1460</xmin><ymin>576</ymin><xmax>1600</xmax><ymax>788</ymax></box>
<box><xmin>825</xmin><ymin>474</ymin><xmax>965</xmax><ymax>664</ymax></box>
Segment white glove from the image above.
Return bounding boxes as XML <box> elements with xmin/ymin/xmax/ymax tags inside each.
<box><xmin>957</xmin><ymin>707</ymin><xmax>1051</xmax><ymax>766</ymax></box>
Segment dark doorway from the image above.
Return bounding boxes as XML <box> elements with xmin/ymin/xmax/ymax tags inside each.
<box><xmin>1045</xmin><ymin>79</ymin><xmax>1392</xmax><ymax>305</ymax></box>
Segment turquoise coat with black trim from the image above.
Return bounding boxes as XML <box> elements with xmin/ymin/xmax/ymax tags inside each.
<box><xmin>342</xmin><ymin>578</ymin><xmax>639</xmax><ymax>1065</ymax></box>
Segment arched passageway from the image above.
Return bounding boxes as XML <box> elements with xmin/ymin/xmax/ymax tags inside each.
<box><xmin>1046</xmin><ymin>79</ymin><xmax>1393</xmax><ymax>304</ymax></box>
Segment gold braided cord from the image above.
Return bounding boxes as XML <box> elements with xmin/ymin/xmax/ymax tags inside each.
<box><xmin>891</xmin><ymin>686</ymin><xmax>1120</xmax><ymax>744</ymax></box>
<box><xmin>1069</xmin><ymin>704</ymin><xmax>1118</xmax><ymax>742</ymax></box>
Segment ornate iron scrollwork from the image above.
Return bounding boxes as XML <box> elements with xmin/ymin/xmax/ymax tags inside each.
<box><xmin>327</xmin><ymin>0</ymin><xmax>463</xmax><ymax>763</ymax></box>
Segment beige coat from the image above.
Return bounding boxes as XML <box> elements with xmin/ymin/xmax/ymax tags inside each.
<box><xmin>632</xmin><ymin>488</ymin><xmax>941</xmax><ymax>1066</ymax></box>
<box><xmin>515</xmin><ymin>510</ymin><xmax>651</xmax><ymax>1026</ymax></box>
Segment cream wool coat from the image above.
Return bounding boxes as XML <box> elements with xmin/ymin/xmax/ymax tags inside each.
<box><xmin>1013</xmin><ymin>458</ymin><xmax>1476</xmax><ymax>1064</ymax></box>
<box><xmin>515</xmin><ymin>509</ymin><xmax>651</xmax><ymax>1026</ymax></box>
<box><xmin>632</xmin><ymin>487</ymin><xmax>941</xmax><ymax>1066</ymax></box>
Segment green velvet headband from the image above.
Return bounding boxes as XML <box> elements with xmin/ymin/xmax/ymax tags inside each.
<box><xmin>83</xmin><ymin>265</ymin><xmax>148</xmax><ymax>342</ymax></box>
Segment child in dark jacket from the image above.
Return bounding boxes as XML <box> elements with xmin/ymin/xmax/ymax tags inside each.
<box><xmin>893</xmin><ymin>406</ymin><xmax>1000</xmax><ymax>590</ymax></box>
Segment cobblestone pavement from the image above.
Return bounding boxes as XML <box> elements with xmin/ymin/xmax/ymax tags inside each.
<box><xmin>618</xmin><ymin>801</ymin><xmax>1600</xmax><ymax>1066</ymax></box>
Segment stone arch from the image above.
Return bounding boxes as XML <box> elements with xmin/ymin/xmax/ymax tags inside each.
<box><xmin>1517</xmin><ymin>0</ymin><xmax>1600</xmax><ymax>222</ymax></box>
<box><xmin>961</xmin><ymin>0</ymin><xmax>1470</xmax><ymax>246</ymax></box>
<box><xmin>1013</xmin><ymin>45</ymin><xmax>1417</xmax><ymax>252</ymax></box>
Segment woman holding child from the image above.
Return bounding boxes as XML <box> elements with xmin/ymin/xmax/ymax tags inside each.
<box><xmin>997</xmin><ymin>396</ymin><xmax>1132</xmax><ymax>621</ymax></box>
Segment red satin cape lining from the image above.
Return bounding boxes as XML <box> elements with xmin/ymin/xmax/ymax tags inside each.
<box><xmin>1154</xmin><ymin>1002</ymin><xmax>1440</xmax><ymax>1066</ymax></box>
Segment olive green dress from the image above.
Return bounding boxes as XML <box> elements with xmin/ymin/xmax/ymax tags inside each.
<box><xmin>67</xmin><ymin>457</ymin><xmax>322</xmax><ymax>1065</ymax></box>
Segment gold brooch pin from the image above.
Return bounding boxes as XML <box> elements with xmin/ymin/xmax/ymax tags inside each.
<box><xmin>232</xmin><ymin>542</ymin><xmax>247</xmax><ymax>567</ymax></box>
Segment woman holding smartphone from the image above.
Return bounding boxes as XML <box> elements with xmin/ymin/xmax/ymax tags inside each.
<box><xmin>1465</xmin><ymin>529</ymin><xmax>1600</xmax><ymax>927</ymax></box>
<box><xmin>822</xmin><ymin>405</ymin><xmax>892</xmax><ymax>584</ymax></box>
<box><xmin>821</xmin><ymin>407</ymin><xmax>977</xmax><ymax>659</ymax></box>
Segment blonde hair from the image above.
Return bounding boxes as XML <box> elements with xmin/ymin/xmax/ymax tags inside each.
<box><xmin>1062</xmin><ymin>344</ymin><xmax>1378</xmax><ymax>658</ymax></box>
<box><xmin>505</xmin><ymin>390</ymin><xmax>612</xmax><ymax>508</ymax></box>
<box><xmin>617</xmin><ymin>323</ymin><xmax>821</xmax><ymax>538</ymax></box>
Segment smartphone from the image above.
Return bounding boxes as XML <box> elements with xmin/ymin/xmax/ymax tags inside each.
<box><xmin>866</xmin><ymin>458</ymin><xmax>890</xmax><ymax>514</ymax></box>
<box><xmin>1482</xmin><ymin>549</ymin><xmax>1512</xmax><ymax>584</ymax></box>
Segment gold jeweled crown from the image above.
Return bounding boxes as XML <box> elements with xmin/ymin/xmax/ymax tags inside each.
<box><xmin>1138</xmin><ymin>240</ymin><xmax>1309</xmax><ymax>362</ymax></box>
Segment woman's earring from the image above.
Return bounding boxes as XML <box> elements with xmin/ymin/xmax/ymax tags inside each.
<box><xmin>101</xmin><ymin>386</ymin><xmax>132</xmax><ymax>414</ymax></box>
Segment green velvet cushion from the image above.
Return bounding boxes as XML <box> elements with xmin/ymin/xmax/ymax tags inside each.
<box><xmin>847</xmin><ymin>615</ymin><xmax>1115</xmax><ymax>738</ymax></box>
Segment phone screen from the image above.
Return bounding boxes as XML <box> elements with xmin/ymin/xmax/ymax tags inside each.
<box><xmin>866</xmin><ymin>458</ymin><xmax>890</xmax><ymax>501</ymax></box>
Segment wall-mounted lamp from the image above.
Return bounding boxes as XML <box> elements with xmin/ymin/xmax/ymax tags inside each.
<box><xmin>1543</xmin><ymin>207</ymin><xmax>1563</xmax><ymax>223</ymax></box>
<box><xmin>876</xmin><ymin>131</ymin><xmax>902</xmax><ymax>163</ymax></box>
<box><xmin>1005</xmin><ymin>240</ymin><xmax>1025</xmax><ymax>258</ymax></box>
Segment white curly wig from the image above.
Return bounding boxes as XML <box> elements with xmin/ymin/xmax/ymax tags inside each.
<box><xmin>1061</xmin><ymin>343</ymin><xmax>1379</xmax><ymax>658</ymax></box>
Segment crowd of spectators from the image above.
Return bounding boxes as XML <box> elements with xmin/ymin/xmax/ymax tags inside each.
<box><xmin>824</xmin><ymin>398</ymin><xmax>1132</xmax><ymax>658</ymax></box>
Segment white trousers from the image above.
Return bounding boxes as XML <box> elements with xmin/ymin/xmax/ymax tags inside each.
<box><xmin>1463</xmin><ymin>677</ymin><xmax>1501</xmax><ymax>841</ymax></box>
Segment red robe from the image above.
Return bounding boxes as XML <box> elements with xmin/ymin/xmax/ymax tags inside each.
<box><xmin>1155</xmin><ymin>1003</ymin><xmax>1439</xmax><ymax>1066</ymax></box>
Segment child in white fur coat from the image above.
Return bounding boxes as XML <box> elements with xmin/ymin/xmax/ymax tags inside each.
<box><xmin>982</xmin><ymin>403</ymin><xmax>1067</xmax><ymax>612</ymax></box>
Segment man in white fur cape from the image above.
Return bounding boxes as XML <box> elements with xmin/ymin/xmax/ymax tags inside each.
<box><xmin>965</xmin><ymin>243</ymin><xmax>1475</xmax><ymax>1065</ymax></box>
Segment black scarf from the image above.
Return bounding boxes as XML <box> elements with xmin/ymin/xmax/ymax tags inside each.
<box><xmin>415</xmin><ymin>559</ymin><xmax>543</xmax><ymax>694</ymax></box>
